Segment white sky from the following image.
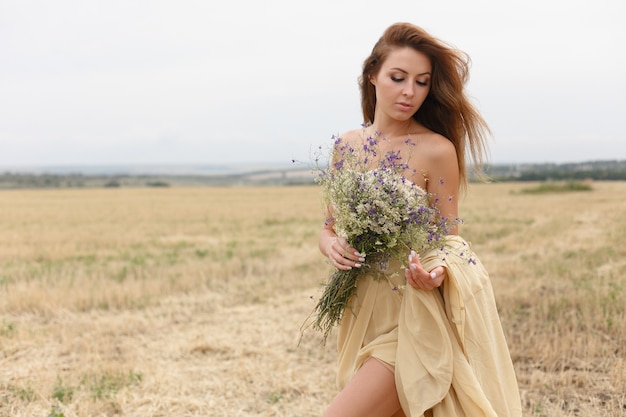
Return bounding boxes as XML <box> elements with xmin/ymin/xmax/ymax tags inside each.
<box><xmin>1</xmin><ymin>0</ymin><xmax>625</xmax><ymax>166</ymax></box>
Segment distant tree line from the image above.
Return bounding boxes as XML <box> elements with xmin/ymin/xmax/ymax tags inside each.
<box><xmin>2</xmin><ymin>160</ymin><xmax>626</xmax><ymax>188</ymax></box>
<box><xmin>0</xmin><ymin>173</ymin><xmax>171</xmax><ymax>189</ymax></box>
<box><xmin>480</xmin><ymin>160</ymin><xmax>626</xmax><ymax>182</ymax></box>
<box><xmin>0</xmin><ymin>172</ymin><xmax>88</xmax><ymax>188</ymax></box>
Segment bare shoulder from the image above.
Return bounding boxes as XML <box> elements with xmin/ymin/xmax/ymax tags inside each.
<box><xmin>338</xmin><ymin>128</ymin><xmax>363</xmax><ymax>146</ymax></box>
<box><xmin>419</xmin><ymin>131</ymin><xmax>457</xmax><ymax>162</ymax></box>
<box><xmin>410</xmin><ymin>130</ymin><xmax>459</xmax><ymax>187</ymax></box>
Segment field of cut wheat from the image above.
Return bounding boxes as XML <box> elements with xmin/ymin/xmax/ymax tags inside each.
<box><xmin>0</xmin><ymin>182</ymin><xmax>624</xmax><ymax>416</ymax></box>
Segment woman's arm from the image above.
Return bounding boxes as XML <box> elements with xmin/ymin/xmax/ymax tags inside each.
<box><xmin>425</xmin><ymin>136</ymin><xmax>460</xmax><ymax>235</ymax></box>
<box><xmin>406</xmin><ymin>134</ymin><xmax>460</xmax><ymax>290</ymax></box>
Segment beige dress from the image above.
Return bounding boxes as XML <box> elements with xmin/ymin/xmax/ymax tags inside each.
<box><xmin>336</xmin><ymin>235</ymin><xmax>522</xmax><ymax>417</ymax></box>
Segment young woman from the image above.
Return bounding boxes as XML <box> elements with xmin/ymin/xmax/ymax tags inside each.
<box><xmin>318</xmin><ymin>23</ymin><xmax>522</xmax><ymax>417</ymax></box>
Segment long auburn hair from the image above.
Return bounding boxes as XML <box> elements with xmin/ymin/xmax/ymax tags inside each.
<box><xmin>359</xmin><ymin>22</ymin><xmax>490</xmax><ymax>189</ymax></box>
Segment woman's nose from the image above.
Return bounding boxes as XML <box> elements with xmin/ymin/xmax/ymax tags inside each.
<box><xmin>402</xmin><ymin>83</ymin><xmax>415</xmax><ymax>97</ymax></box>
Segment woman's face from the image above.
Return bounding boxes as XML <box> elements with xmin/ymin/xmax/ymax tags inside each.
<box><xmin>370</xmin><ymin>47</ymin><xmax>432</xmax><ymax>122</ymax></box>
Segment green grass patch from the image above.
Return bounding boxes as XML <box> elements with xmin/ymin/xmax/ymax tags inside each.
<box><xmin>2</xmin><ymin>383</ymin><xmax>36</xmax><ymax>403</ymax></box>
<box><xmin>0</xmin><ymin>319</ymin><xmax>16</xmax><ymax>337</ymax></box>
<box><xmin>519</xmin><ymin>181</ymin><xmax>593</xmax><ymax>194</ymax></box>
<box><xmin>52</xmin><ymin>377</ymin><xmax>74</xmax><ymax>403</ymax></box>
<box><xmin>81</xmin><ymin>370</ymin><xmax>143</xmax><ymax>400</ymax></box>
<box><xmin>47</xmin><ymin>370</ymin><xmax>143</xmax><ymax>406</ymax></box>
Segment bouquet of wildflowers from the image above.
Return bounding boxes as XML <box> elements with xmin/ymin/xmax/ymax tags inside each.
<box><xmin>309</xmin><ymin>132</ymin><xmax>453</xmax><ymax>343</ymax></box>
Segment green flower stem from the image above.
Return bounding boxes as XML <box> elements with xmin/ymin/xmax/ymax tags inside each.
<box><xmin>313</xmin><ymin>267</ymin><xmax>362</xmax><ymax>344</ymax></box>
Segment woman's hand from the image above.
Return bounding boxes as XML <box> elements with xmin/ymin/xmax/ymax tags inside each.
<box><xmin>325</xmin><ymin>237</ymin><xmax>365</xmax><ymax>271</ymax></box>
<box><xmin>405</xmin><ymin>250</ymin><xmax>446</xmax><ymax>290</ymax></box>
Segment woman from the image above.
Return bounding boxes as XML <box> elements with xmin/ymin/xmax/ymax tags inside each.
<box><xmin>318</xmin><ymin>23</ymin><xmax>522</xmax><ymax>417</ymax></box>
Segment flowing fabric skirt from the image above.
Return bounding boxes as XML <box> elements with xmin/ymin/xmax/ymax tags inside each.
<box><xmin>335</xmin><ymin>236</ymin><xmax>522</xmax><ymax>417</ymax></box>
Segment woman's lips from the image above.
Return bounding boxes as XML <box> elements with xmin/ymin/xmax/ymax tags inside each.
<box><xmin>396</xmin><ymin>102</ymin><xmax>413</xmax><ymax>111</ymax></box>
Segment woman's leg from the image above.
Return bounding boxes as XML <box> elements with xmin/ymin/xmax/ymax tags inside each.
<box><xmin>323</xmin><ymin>358</ymin><xmax>405</xmax><ymax>417</ymax></box>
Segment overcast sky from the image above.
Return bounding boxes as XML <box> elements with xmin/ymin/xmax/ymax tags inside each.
<box><xmin>1</xmin><ymin>0</ymin><xmax>624</xmax><ymax>167</ymax></box>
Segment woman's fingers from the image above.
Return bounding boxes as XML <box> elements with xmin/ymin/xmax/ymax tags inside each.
<box><xmin>328</xmin><ymin>238</ymin><xmax>365</xmax><ymax>270</ymax></box>
<box><xmin>406</xmin><ymin>252</ymin><xmax>445</xmax><ymax>290</ymax></box>
<box><xmin>405</xmin><ymin>268</ymin><xmax>425</xmax><ymax>289</ymax></box>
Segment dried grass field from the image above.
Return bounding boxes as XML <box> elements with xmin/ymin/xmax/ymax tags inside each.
<box><xmin>1</xmin><ymin>182</ymin><xmax>625</xmax><ymax>417</ymax></box>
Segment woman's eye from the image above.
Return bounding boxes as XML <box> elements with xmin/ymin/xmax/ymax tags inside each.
<box><xmin>391</xmin><ymin>76</ymin><xmax>404</xmax><ymax>82</ymax></box>
<box><xmin>417</xmin><ymin>80</ymin><xmax>428</xmax><ymax>86</ymax></box>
